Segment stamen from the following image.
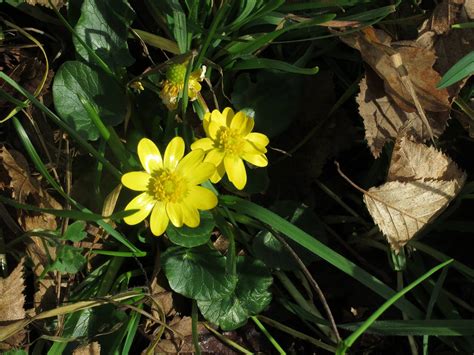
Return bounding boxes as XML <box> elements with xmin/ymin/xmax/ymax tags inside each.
<box><xmin>148</xmin><ymin>169</ymin><xmax>187</xmax><ymax>203</ymax></box>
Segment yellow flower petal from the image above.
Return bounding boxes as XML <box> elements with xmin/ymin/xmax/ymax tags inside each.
<box><xmin>121</xmin><ymin>172</ymin><xmax>151</xmax><ymax>191</ymax></box>
<box><xmin>150</xmin><ymin>202</ymin><xmax>169</xmax><ymax>236</ymax></box>
<box><xmin>181</xmin><ymin>203</ymin><xmax>200</xmax><ymax>228</ymax></box>
<box><xmin>243</xmin><ymin>140</ymin><xmax>266</xmax><ymax>155</ymax></box>
<box><xmin>186</xmin><ymin>162</ymin><xmax>216</xmax><ymax>185</ymax></box>
<box><xmin>204</xmin><ymin>149</ymin><xmax>225</xmax><ymax>166</ymax></box>
<box><xmin>167</xmin><ymin>202</ymin><xmax>183</xmax><ymax>227</ymax></box>
<box><xmin>230</xmin><ymin>111</ymin><xmax>253</xmax><ymax>135</ymax></box>
<box><xmin>222</xmin><ymin>107</ymin><xmax>234</xmax><ymax>126</ymax></box>
<box><xmin>210</xmin><ymin>162</ymin><xmax>225</xmax><ymax>183</ymax></box>
<box><xmin>210</xmin><ymin>109</ymin><xmax>226</xmax><ymax>127</ymax></box>
<box><xmin>208</xmin><ymin>121</ymin><xmax>221</xmax><ymax>140</ymax></box>
<box><xmin>123</xmin><ymin>193</ymin><xmax>155</xmax><ymax>225</ymax></box>
<box><xmin>191</xmin><ymin>137</ymin><xmax>214</xmax><ymax>152</ymax></box>
<box><xmin>246</xmin><ymin>132</ymin><xmax>269</xmax><ymax>149</ymax></box>
<box><xmin>177</xmin><ymin>149</ymin><xmax>205</xmax><ymax>173</ymax></box>
<box><xmin>138</xmin><ymin>138</ymin><xmax>163</xmax><ymax>173</ymax></box>
<box><xmin>242</xmin><ymin>153</ymin><xmax>268</xmax><ymax>167</ymax></box>
<box><xmin>164</xmin><ymin>136</ymin><xmax>185</xmax><ymax>169</ymax></box>
<box><xmin>224</xmin><ymin>156</ymin><xmax>247</xmax><ymax>190</ymax></box>
<box><xmin>186</xmin><ymin>186</ymin><xmax>218</xmax><ymax>210</ymax></box>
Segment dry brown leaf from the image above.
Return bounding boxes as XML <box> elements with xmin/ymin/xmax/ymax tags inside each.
<box><xmin>356</xmin><ymin>71</ymin><xmax>449</xmax><ymax>158</ymax></box>
<box><xmin>340</xmin><ymin>27</ymin><xmax>450</xmax><ymax>113</ymax></box>
<box><xmin>418</xmin><ymin>0</ymin><xmax>474</xmax><ymax>98</ymax></box>
<box><xmin>363</xmin><ymin>137</ymin><xmax>466</xmax><ymax>251</ymax></box>
<box><xmin>0</xmin><ymin>146</ymin><xmax>61</xmax><ymax>231</ymax></box>
<box><xmin>72</xmin><ymin>341</ymin><xmax>101</xmax><ymax>355</ymax></box>
<box><xmin>0</xmin><ymin>258</ymin><xmax>26</xmax><ymax>350</ymax></box>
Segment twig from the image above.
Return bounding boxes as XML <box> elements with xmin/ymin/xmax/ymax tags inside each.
<box><xmin>271</xmin><ymin>230</ymin><xmax>341</xmax><ymax>343</ymax></box>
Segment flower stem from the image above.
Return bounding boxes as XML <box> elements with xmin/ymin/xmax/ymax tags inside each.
<box><xmin>251</xmin><ymin>316</ymin><xmax>286</xmax><ymax>355</ymax></box>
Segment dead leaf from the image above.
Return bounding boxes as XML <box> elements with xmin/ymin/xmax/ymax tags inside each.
<box><xmin>418</xmin><ymin>0</ymin><xmax>474</xmax><ymax>98</ymax></box>
<box><xmin>363</xmin><ymin>136</ymin><xmax>466</xmax><ymax>252</ymax></box>
<box><xmin>0</xmin><ymin>146</ymin><xmax>61</xmax><ymax>231</ymax></box>
<box><xmin>0</xmin><ymin>258</ymin><xmax>26</xmax><ymax>350</ymax></box>
<box><xmin>357</xmin><ymin>70</ymin><xmax>449</xmax><ymax>158</ymax></box>
<box><xmin>72</xmin><ymin>341</ymin><xmax>101</xmax><ymax>355</ymax></box>
<box><xmin>339</xmin><ymin>27</ymin><xmax>450</xmax><ymax>113</ymax></box>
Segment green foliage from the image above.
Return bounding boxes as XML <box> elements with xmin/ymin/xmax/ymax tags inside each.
<box><xmin>52</xmin><ymin>61</ymin><xmax>127</xmax><ymax>140</ymax></box>
<box><xmin>62</xmin><ymin>221</ymin><xmax>87</xmax><ymax>242</ymax></box>
<box><xmin>167</xmin><ymin>211</ymin><xmax>215</xmax><ymax>247</ymax></box>
<box><xmin>198</xmin><ymin>257</ymin><xmax>273</xmax><ymax>330</ymax></box>
<box><xmin>162</xmin><ymin>245</ymin><xmax>236</xmax><ymax>300</ymax></box>
<box><xmin>438</xmin><ymin>52</ymin><xmax>474</xmax><ymax>89</ymax></box>
<box><xmin>50</xmin><ymin>245</ymin><xmax>86</xmax><ymax>274</ymax></box>
<box><xmin>231</xmin><ymin>72</ymin><xmax>303</xmax><ymax>137</ymax></box>
<box><xmin>73</xmin><ymin>0</ymin><xmax>135</xmax><ymax>72</ymax></box>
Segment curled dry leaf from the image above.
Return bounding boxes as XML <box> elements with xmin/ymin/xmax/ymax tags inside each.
<box><xmin>363</xmin><ymin>136</ymin><xmax>466</xmax><ymax>252</ymax></box>
<box><xmin>0</xmin><ymin>258</ymin><xmax>26</xmax><ymax>351</ymax></box>
<box><xmin>72</xmin><ymin>341</ymin><xmax>101</xmax><ymax>355</ymax></box>
<box><xmin>357</xmin><ymin>70</ymin><xmax>450</xmax><ymax>158</ymax></box>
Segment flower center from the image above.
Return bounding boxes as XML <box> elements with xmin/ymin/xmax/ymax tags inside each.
<box><xmin>215</xmin><ymin>127</ymin><xmax>244</xmax><ymax>156</ymax></box>
<box><xmin>148</xmin><ymin>169</ymin><xmax>187</xmax><ymax>203</ymax></box>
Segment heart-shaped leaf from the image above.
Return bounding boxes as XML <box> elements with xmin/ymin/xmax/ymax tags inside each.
<box><xmin>162</xmin><ymin>245</ymin><xmax>235</xmax><ymax>300</ymax></box>
<box><xmin>197</xmin><ymin>257</ymin><xmax>272</xmax><ymax>330</ymax></box>
<box><xmin>53</xmin><ymin>61</ymin><xmax>127</xmax><ymax>141</ymax></box>
<box><xmin>73</xmin><ymin>0</ymin><xmax>135</xmax><ymax>71</ymax></box>
<box><xmin>167</xmin><ymin>211</ymin><xmax>215</xmax><ymax>248</ymax></box>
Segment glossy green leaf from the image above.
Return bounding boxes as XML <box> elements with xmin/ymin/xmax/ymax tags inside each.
<box><xmin>53</xmin><ymin>61</ymin><xmax>127</xmax><ymax>141</ymax></box>
<box><xmin>62</xmin><ymin>221</ymin><xmax>87</xmax><ymax>242</ymax></box>
<box><xmin>198</xmin><ymin>257</ymin><xmax>272</xmax><ymax>330</ymax></box>
<box><xmin>162</xmin><ymin>245</ymin><xmax>236</xmax><ymax>300</ymax></box>
<box><xmin>73</xmin><ymin>0</ymin><xmax>135</xmax><ymax>71</ymax></box>
<box><xmin>437</xmin><ymin>51</ymin><xmax>474</xmax><ymax>89</ymax></box>
<box><xmin>231</xmin><ymin>72</ymin><xmax>304</xmax><ymax>138</ymax></box>
<box><xmin>167</xmin><ymin>211</ymin><xmax>215</xmax><ymax>248</ymax></box>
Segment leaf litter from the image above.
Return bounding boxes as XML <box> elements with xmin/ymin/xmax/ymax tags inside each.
<box><xmin>340</xmin><ymin>0</ymin><xmax>473</xmax><ymax>157</ymax></box>
<box><xmin>363</xmin><ymin>135</ymin><xmax>466</xmax><ymax>252</ymax></box>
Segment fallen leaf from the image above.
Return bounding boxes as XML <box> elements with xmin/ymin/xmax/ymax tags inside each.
<box><xmin>0</xmin><ymin>258</ymin><xmax>26</xmax><ymax>350</ymax></box>
<box><xmin>340</xmin><ymin>27</ymin><xmax>450</xmax><ymax>113</ymax></box>
<box><xmin>418</xmin><ymin>0</ymin><xmax>474</xmax><ymax>97</ymax></box>
<box><xmin>357</xmin><ymin>70</ymin><xmax>449</xmax><ymax>158</ymax></box>
<box><xmin>72</xmin><ymin>341</ymin><xmax>101</xmax><ymax>355</ymax></box>
<box><xmin>363</xmin><ymin>136</ymin><xmax>466</xmax><ymax>252</ymax></box>
<box><xmin>0</xmin><ymin>146</ymin><xmax>61</xmax><ymax>231</ymax></box>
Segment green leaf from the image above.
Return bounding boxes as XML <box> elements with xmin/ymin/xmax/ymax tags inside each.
<box><xmin>221</xmin><ymin>195</ymin><xmax>423</xmax><ymax>318</ymax></box>
<box><xmin>231</xmin><ymin>72</ymin><xmax>303</xmax><ymax>138</ymax></box>
<box><xmin>53</xmin><ymin>61</ymin><xmax>127</xmax><ymax>141</ymax></box>
<box><xmin>340</xmin><ymin>320</ymin><xmax>474</xmax><ymax>336</ymax></box>
<box><xmin>437</xmin><ymin>51</ymin><xmax>474</xmax><ymax>89</ymax></box>
<box><xmin>232</xmin><ymin>58</ymin><xmax>319</xmax><ymax>75</ymax></box>
<box><xmin>198</xmin><ymin>257</ymin><xmax>272</xmax><ymax>330</ymax></box>
<box><xmin>162</xmin><ymin>245</ymin><xmax>235</xmax><ymax>300</ymax></box>
<box><xmin>62</xmin><ymin>221</ymin><xmax>87</xmax><ymax>242</ymax></box>
<box><xmin>167</xmin><ymin>211</ymin><xmax>215</xmax><ymax>248</ymax></box>
<box><xmin>73</xmin><ymin>0</ymin><xmax>135</xmax><ymax>71</ymax></box>
<box><xmin>253</xmin><ymin>201</ymin><xmax>327</xmax><ymax>270</ymax></box>
<box><xmin>50</xmin><ymin>245</ymin><xmax>86</xmax><ymax>274</ymax></box>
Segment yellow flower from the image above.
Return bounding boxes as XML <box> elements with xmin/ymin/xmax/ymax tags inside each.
<box><xmin>191</xmin><ymin>108</ymin><xmax>269</xmax><ymax>190</ymax></box>
<box><xmin>159</xmin><ymin>62</ymin><xmax>205</xmax><ymax>110</ymax></box>
<box><xmin>121</xmin><ymin>137</ymin><xmax>217</xmax><ymax>236</ymax></box>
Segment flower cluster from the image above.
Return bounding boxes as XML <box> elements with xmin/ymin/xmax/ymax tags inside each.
<box><xmin>122</xmin><ymin>108</ymin><xmax>269</xmax><ymax>236</ymax></box>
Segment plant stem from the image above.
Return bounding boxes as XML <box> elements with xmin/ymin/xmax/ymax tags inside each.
<box><xmin>251</xmin><ymin>316</ymin><xmax>286</xmax><ymax>354</ymax></box>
